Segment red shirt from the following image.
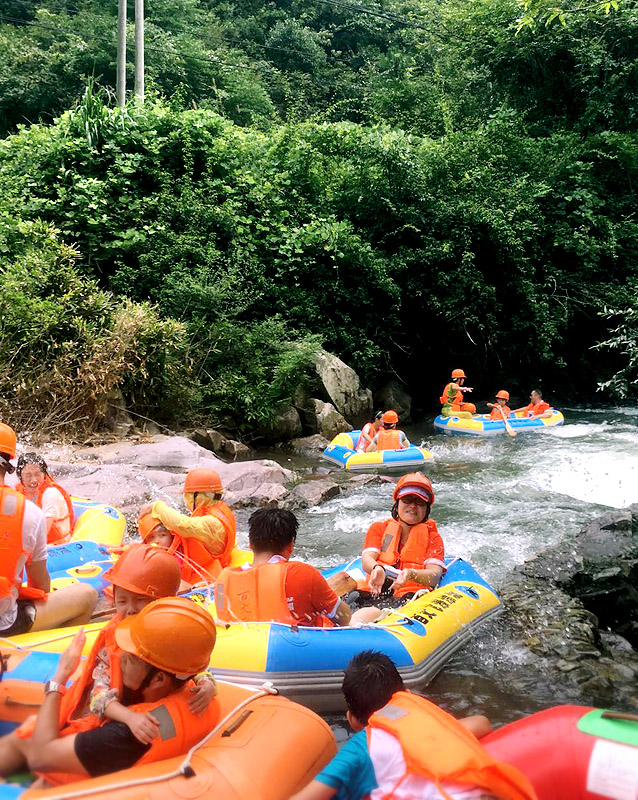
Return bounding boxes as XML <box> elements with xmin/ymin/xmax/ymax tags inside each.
<box><xmin>282</xmin><ymin>561</ymin><xmax>340</xmax><ymax>625</ymax></box>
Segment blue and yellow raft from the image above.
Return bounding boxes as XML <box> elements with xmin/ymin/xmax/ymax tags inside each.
<box><xmin>323</xmin><ymin>431</ymin><xmax>434</xmax><ymax>472</ymax></box>
<box><xmin>2</xmin><ymin>556</ymin><xmax>499</xmax><ymax>715</ymax></box>
<box><xmin>433</xmin><ymin>409</ymin><xmax>564</xmax><ymax>437</ymax></box>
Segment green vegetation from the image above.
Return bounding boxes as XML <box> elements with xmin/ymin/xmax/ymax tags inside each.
<box><xmin>0</xmin><ymin>0</ymin><xmax>637</xmax><ymax>433</ymax></box>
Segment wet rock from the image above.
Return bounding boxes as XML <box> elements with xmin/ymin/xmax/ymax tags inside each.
<box><xmin>189</xmin><ymin>428</ymin><xmax>227</xmax><ymax>454</ymax></box>
<box><xmin>375</xmin><ymin>380</ymin><xmax>412</xmax><ymax>422</ymax></box>
<box><xmin>283</xmin><ymin>477</ymin><xmax>342</xmax><ymax>509</ymax></box>
<box><xmin>309</xmin><ymin>349</ymin><xmax>373</xmax><ymax>424</ymax></box>
<box><xmin>288</xmin><ymin>435</ymin><xmax>330</xmax><ymax>454</ymax></box>
<box><xmin>222</xmin><ymin>440</ymin><xmax>252</xmax><ymax>460</ymax></box>
<box><xmin>313</xmin><ymin>400</ymin><xmax>352</xmax><ymax>440</ymax></box>
<box><xmin>255</xmin><ymin>404</ymin><xmax>303</xmax><ymax>444</ymax></box>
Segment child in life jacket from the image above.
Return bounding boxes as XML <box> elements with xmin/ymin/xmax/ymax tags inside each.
<box><xmin>290</xmin><ymin>651</ymin><xmax>537</xmax><ymax>800</ymax></box>
<box><xmin>137</xmin><ymin>468</ymin><xmax>236</xmax><ymax>589</ymax></box>
<box><xmin>487</xmin><ymin>390</ymin><xmax>511</xmax><ymax>421</ymax></box>
<box><xmin>137</xmin><ymin>514</ymin><xmax>192</xmax><ymax>592</ymax></box>
<box><xmin>12</xmin><ymin>544</ymin><xmax>217</xmax><ymax>752</ymax></box>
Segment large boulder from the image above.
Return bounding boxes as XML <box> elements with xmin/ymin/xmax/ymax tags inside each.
<box><xmin>313</xmin><ymin>400</ymin><xmax>351</xmax><ymax>440</ymax></box>
<box><xmin>288</xmin><ymin>434</ymin><xmax>330</xmax><ymax>454</ymax></box>
<box><xmin>375</xmin><ymin>380</ymin><xmax>412</xmax><ymax>422</ymax></box>
<box><xmin>310</xmin><ymin>350</ymin><xmax>372</xmax><ymax>424</ymax></box>
<box><xmin>254</xmin><ymin>404</ymin><xmax>303</xmax><ymax>444</ymax></box>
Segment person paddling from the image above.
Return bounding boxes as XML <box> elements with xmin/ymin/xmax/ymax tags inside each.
<box><xmin>487</xmin><ymin>390</ymin><xmax>511</xmax><ymax>421</ymax></box>
<box><xmin>440</xmin><ymin>369</ymin><xmax>476</xmax><ymax>418</ymax></box>
<box><xmin>16</xmin><ymin>453</ymin><xmax>74</xmax><ymax>545</ymax></box>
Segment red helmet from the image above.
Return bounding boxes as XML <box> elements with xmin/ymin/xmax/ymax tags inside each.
<box><xmin>183</xmin><ymin>468</ymin><xmax>222</xmax><ymax>494</ymax></box>
<box><xmin>495</xmin><ymin>390</ymin><xmax>510</xmax><ymax>401</ymax></box>
<box><xmin>393</xmin><ymin>473</ymin><xmax>434</xmax><ymax>506</ymax></box>
<box><xmin>382</xmin><ymin>410</ymin><xmax>399</xmax><ymax>424</ymax></box>
<box><xmin>451</xmin><ymin>369</ymin><xmax>466</xmax><ymax>379</ymax></box>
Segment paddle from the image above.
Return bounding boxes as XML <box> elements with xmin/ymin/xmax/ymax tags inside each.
<box><xmin>497</xmin><ymin>404</ymin><xmax>517</xmax><ymax>438</ymax></box>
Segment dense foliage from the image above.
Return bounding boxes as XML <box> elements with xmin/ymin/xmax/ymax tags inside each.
<box><xmin>1</xmin><ymin>0</ymin><xmax>637</xmax><ymax>432</ymax></box>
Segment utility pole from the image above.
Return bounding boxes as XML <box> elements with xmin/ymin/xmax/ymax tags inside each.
<box><xmin>116</xmin><ymin>0</ymin><xmax>126</xmax><ymax>107</ymax></box>
<box><xmin>134</xmin><ymin>0</ymin><xmax>144</xmax><ymax>103</ymax></box>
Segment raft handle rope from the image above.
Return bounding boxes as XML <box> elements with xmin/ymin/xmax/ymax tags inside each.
<box><xmin>35</xmin><ymin>681</ymin><xmax>279</xmax><ymax>800</ymax></box>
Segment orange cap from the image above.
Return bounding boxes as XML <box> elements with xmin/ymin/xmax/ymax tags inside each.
<box><xmin>382</xmin><ymin>410</ymin><xmax>399</xmax><ymax>424</ymax></box>
<box><xmin>393</xmin><ymin>472</ymin><xmax>434</xmax><ymax>505</ymax></box>
<box><xmin>0</xmin><ymin>423</ymin><xmax>17</xmax><ymax>458</ymax></box>
<box><xmin>183</xmin><ymin>468</ymin><xmax>222</xmax><ymax>494</ymax></box>
<box><xmin>104</xmin><ymin>543</ymin><xmax>181</xmax><ymax>598</ymax></box>
<box><xmin>495</xmin><ymin>390</ymin><xmax>510</xmax><ymax>401</ymax></box>
<box><xmin>115</xmin><ymin>597</ymin><xmax>217</xmax><ymax>676</ymax></box>
<box><xmin>451</xmin><ymin>369</ymin><xmax>466</xmax><ymax>379</ymax></box>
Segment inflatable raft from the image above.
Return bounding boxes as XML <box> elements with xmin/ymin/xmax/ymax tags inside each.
<box><xmin>484</xmin><ymin>705</ymin><xmax>638</xmax><ymax>800</ymax></box>
<box><xmin>323</xmin><ymin>431</ymin><xmax>434</xmax><ymax>472</ymax></box>
<box><xmin>433</xmin><ymin>409</ymin><xmax>564</xmax><ymax>437</ymax></box>
<box><xmin>68</xmin><ymin>497</ymin><xmax>126</xmax><ymax>547</ymax></box>
<box><xmin>0</xmin><ymin>681</ymin><xmax>336</xmax><ymax>800</ymax></box>
<box><xmin>2</xmin><ymin>556</ymin><xmax>500</xmax><ymax>714</ymax></box>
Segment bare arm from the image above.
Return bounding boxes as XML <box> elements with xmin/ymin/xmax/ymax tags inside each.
<box><xmin>393</xmin><ymin>565</ymin><xmax>443</xmax><ymax>591</ymax></box>
<box><xmin>332</xmin><ymin>598</ymin><xmax>352</xmax><ymax>626</ymax></box>
<box><xmin>25</xmin><ymin>560</ymin><xmax>50</xmax><ymax>593</ymax></box>
<box><xmin>361</xmin><ymin>553</ymin><xmax>386</xmax><ymax>595</ymax></box>
<box><xmin>460</xmin><ymin>714</ymin><xmax>492</xmax><ymax>738</ymax></box>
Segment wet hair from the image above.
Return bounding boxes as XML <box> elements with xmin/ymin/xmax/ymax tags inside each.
<box><xmin>342</xmin><ymin>651</ymin><xmax>405</xmax><ymax>724</ymax></box>
<box><xmin>16</xmin><ymin>452</ymin><xmax>48</xmax><ymax>480</ymax></box>
<box><xmin>248</xmin><ymin>508</ymin><xmax>298</xmax><ymax>554</ymax></box>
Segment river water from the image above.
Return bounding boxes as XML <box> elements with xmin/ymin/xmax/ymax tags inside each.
<box><xmin>256</xmin><ymin>407</ymin><xmax>638</xmax><ymax>736</ymax></box>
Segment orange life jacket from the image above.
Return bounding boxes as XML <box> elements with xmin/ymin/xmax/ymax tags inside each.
<box><xmin>367</xmin><ymin>691</ymin><xmax>537</xmax><ymax>800</ymax></box>
<box><xmin>375</xmin><ymin>428</ymin><xmax>402</xmax><ymax>451</ymax></box>
<box><xmin>16</xmin><ymin>475</ymin><xmax>74</xmax><ymax>545</ymax></box>
<box><xmin>0</xmin><ymin>487</ymin><xmax>46</xmax><ymax>603</ymax></box>
<box><xmin>215</xmin><ymin>561</ymin><xmax>333</xmax><ymax>627</ymax></box>
<box><xmin>356</xmin><ymin>422</ymin><xmax>376</xmax><ymax>452</ymax></box>
<box><xmin>439</xmin><ymin>383</ymin><xmax>463</xmax><ymax>407</ymax></box>
<box><xmin>376</xmin><ymin>519</ymin><xmax>439</xmax><ymax>596</ymax></box>
<box><xmin>524</xmin><ymin>401</ymin><xmax>550</xmax><ymax>417</ymax></box>
<box><xmin>489</xmin><ymin>405</ymin><xmax>511</xmax><ymax>421</ymax></box>
<box><xmin>39</xmin><ymin>682</ymin><xmax>221</xmax><ymax>786</ymax></box>
<box><xmin>169</xmin><ymin>502</ymin><xmax>236</xmax><ymax>583</ymax></box>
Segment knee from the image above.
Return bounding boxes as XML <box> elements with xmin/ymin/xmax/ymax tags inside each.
<box><xmin>74</xmin><ymin>583</ymin><xmax>99</xmax><ymax>610</ymax></box>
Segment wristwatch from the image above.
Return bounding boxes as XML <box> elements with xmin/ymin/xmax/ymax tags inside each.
<box><xmin>44</xmin><ymin>680</ymin><xmax>67</xmax><ymax>696</ymax></box>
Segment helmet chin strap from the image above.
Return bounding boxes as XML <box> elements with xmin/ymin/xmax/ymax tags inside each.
<box><xmin>0</xmin><ymin>454</ymin><xmax>15</xmax><ymax>474</ymax></box>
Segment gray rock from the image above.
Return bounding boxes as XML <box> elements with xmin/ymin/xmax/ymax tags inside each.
<box><xmin>222</xmin><ymin>440</ymin><xmax>252</xmax><ymax>460</ymax></box>
<box><xmin>189</xmin><ymin>428</ymin><xmax>227</xmax><ymax>454</ymax></box>
<box><xmin>288</xmin><ymin>435</ymin><xmax>330</xmax><ymax>454</ymax></box>
<box><xmin>313</xmin><ymin>400</ymin><xmax>352</xmax><ymax>440</ymax></box>
<box><xmin>283</xmin><ymin>478</ymin><xmax>342</xmax><ymax>509</ymax></box>
<box><xmin>256</xmin><ymin>405</ymin><xmax>303</xmax><ymax>444</ymax></box>
<box><xmin>311</xmin><ymin>350</ymin><xmax>373</xmax><ymax>424</ymax></box>
<box><xmin>375</xmin><ymin>380</ymin><xmax>412</xmax><ymax>422</ymax></box>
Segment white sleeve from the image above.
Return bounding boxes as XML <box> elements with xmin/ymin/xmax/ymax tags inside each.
<box><xmin>41</xmin><ymin>486</ymin><xmax>68</xmax><ymax>522</ymax></box>
<box><xmin>22</xmin><ymin>500</ymin><xmax>47</xmax><ymax>562</ymax></box>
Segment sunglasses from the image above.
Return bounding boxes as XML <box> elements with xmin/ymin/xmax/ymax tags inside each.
<box><xmin>399</xmin><ymin>495</ymin><xmax>428</xmax><ymax>507</ymax></box>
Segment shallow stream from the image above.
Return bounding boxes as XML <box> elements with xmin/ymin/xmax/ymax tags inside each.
<box><xmin>254</xmin><ymin>407</ymin><xmax>638</xmax><ymax>737</ymax></box>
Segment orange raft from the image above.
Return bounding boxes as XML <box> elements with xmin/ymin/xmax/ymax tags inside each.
<box><xmin>4</xmin><ymin>681</ymin><xmax>336</xmax><ymax>800</ymax></box>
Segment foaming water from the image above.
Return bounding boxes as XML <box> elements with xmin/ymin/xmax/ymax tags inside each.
<box><xmin>289</xmin><ymin>407</ymin><xmax>638</xmax><ymax>722</ymax></box>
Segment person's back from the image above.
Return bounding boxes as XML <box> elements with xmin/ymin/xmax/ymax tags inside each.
<box><xmin>369</xmin><ymin>411</ymin><xmax>409</xmax><ymax>452</ymax></box>
<box><xmin>215</xmin><ymin>508</ymin><xmax>351</xmax><ymax>627</ymax></box>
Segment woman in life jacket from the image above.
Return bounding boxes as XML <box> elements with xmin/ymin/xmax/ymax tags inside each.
<box><xmin>137</xmin><ymin>468</ymin><xmax>237</xmax><ymax>588</ymax></box>
<box><xmin>356</xmin><ymin>411</ymin><xmax>383</xmax><ymax>452</ymax></box>
<box><xmin>348</xmin><ymin>473</ymin><xmax>445</xmax><ymax>618</ymax></box>
<box><xmin>367</xmin><ymin>410</ymin><xmax>410</xmax><ymax>452</ymax></box>
<box><xmin>16</xmin><ymin>453</ymin><xmax>74</xmax><ymax>545</ymax></box>
<box><xmin>440</xmin><ymin>369</ymin><xmax>476</xmax><ymax>418</ymax></box>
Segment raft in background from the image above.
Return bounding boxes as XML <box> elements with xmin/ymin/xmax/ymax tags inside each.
<box><xmin>0</xmin><ymin>681</ymin><xmax>336</xmax><ymax>800</ymax></box>
<box><xmin>3</xmin><ymin>556</ymin><xmax>500</xmax><ymax>715</ymax></box>
<box><xmin>483</xmin><ymin>705</ymin><xmax>638</xmax><ymax>800</ymax></box>
<box><xmin>433</xmin><ymin>409</ymin><xmax>565</xmax><ymax>437</ymax></box>
<box><xmin>323</xmin><ymin>431</ymin><xmax>434</xmax><ymax>472</ymax></box>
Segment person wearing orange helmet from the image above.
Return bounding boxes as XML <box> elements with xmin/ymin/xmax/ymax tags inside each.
<box><xmin>137</xmin><ymin>466</ymin><xmax>237</xmax><ymax>587</ymax></box>
<box><xmin>0</xmin><ymin>423</ymin><xmax>97</xmax><ymax>639</ymax></box>
<box><xmin>367</xmin><ymin>410</ymin><xmax>410</xmax><ymax>452</ymax></box>
<box><xmin>487</xmin><ymin>390</ymin><xmax>512</xmax><ymax>421</ymax></box>
<box><xmin>354</xmin><ymin>473</ymin><xmax>445</xmax><ymax>616</ymax></box>
<box><xmin>440</xmin><ymin>369</ymin><xmax>476</xmax><ymax>418</ymax></box>
<box><xmin>16</xmin><ymin>452</ymin><xmax>75</xmax><ymax>545</ymax></box>
<box><xmin>0</xmin><ymin>598</ymin><xmax>219</xmax><ymax>784</ymax></box>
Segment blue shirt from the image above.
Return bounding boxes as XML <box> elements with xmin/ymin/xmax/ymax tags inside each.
<box><xmin>314</xmin><ymin>730</ymin><xmax>377</xmax><ymax>800</ymax></box>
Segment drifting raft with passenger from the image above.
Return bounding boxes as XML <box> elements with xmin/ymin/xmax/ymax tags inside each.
<box><xmin>1</xmin><ymin>555</ymin><xmax>499</xmax><ymax>715</ymax></box>
<box><xmin>433</xmin><ymin>409</ymin><xmax>564</xmax><ymax>437</ymax></box>
<box><xmin>323</xmin><ymin>431</ymin><xmax>434</xmax><ymax>472</ymax></box>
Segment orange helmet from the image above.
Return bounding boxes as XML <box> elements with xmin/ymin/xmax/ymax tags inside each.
<box><xmin>0</xmin><ymin>423</ymin><xmax>17</xmax><ymax>458</ymax></box>
<box><xmin>451</xmin><ymin>369</ymin><xmax>466</xmax><ymax>379</ymax></box>
<box><xmin>104</xmin><ymin>543</ymin><xmax>181</xmax><ymax>598</ymax></box>
<box><xmin>382</xmin><ymin>410</ymin><xmax>399</xmax><ymax>424</ymax></box>
<box><xmin>183</xmin><ymin>468</ymin><xmax>222</xmax><ymax>494</ymax></box>
<box><xmin>137</xmin><ymin>513</ymin><xmax>167</xmax><ymax>542</ymax></box>
<box><xmin>114</xmin><ymin>596</ymin><xmax>217</xmax><ymax>677</ymax></box>
<box><xmin>495</xmin><ymin>390</ymin><xmax>510</xmax><ymax>401</ymax></box>
<box><xmin>393</xmin><ymin>473</ymin><xmax>434</xmax><ymax>506</ymax></box>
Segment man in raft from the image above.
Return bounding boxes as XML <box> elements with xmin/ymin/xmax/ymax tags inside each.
<box><xmin>513</xmin><ymin>389</ymin><xmax>553</xmax><ymax>419</ymax></box>
<box><xmin>440</xmin><ymin>368</ymin><xmax>476</xmax><ymax>418</ymax></box>
<box><xmin>0</xmin><ymin>598</ymin><xmax>218</xmax><ymax>785</ymax></box>
<box><xmin>0</xmin><ymin>423</ymin><xmax>97</xmax><ymax>637</ymax></box>
<box><xmin>487</xmin><ymin>390</ymin><xmax>512</xmax><ymax>420</ymax></box>
<box><xmin>138</xmin><ymin>467</ymin><xmax>236</xmax><ymax>585</ymax></box>
<box><xmin>356</xmin><ymin>411</ymin><xmax>383</xmax><ymax>452</ymax></box>
<box><xmin>215</xmin><ymin>508</ymin><xmax>353</xmax><ymax>626</ymax></box>
<box><xmin>367</xmin><ymin>410</ymin><xmax>410</xmax><ymax>452</ymax></box>
<box><xmin>290</xmin><ymin>650</ymin><xmax>537</xmax><ymax>800</ymax></box>
<box><xmin>15</xmin><ymin>452</ymin><xmax>74</xmax><ymax>544</ymax></box>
